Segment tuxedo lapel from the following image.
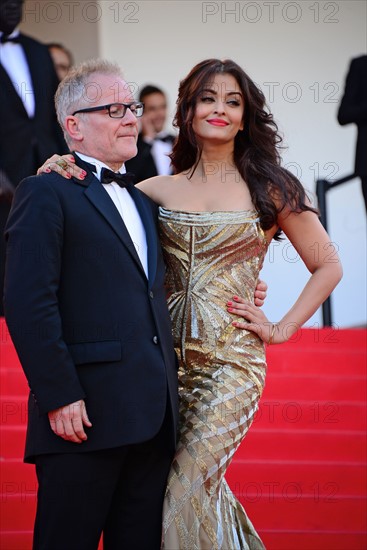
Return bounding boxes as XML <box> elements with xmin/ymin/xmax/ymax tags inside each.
<box><xmin>72</xmin><ymin>159</ymin><xmax>146</xmax><ymax>277</ymax></box>
<box><xmin>127</xmin><ymin>184</ymin><xmax>158</xmax><ymax>287</ymax></box>
<box><xmin>72</xmin><ymin>156</ymin><xmax>158</xmax><ymax>284</ymax></box>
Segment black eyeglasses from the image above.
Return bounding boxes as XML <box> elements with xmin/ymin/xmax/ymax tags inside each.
<box><xmin>72</xmin><ymin>102</ymin><xmax>144</xmax><ymax>118</ymax></box>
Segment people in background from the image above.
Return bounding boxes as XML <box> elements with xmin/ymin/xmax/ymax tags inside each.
<box><xmin>338</xmin><ymin>55</ymin><xmax>367</xmax><ymax>212</ymax></box>
<box><xmin>0</xmin><ymin>0</ymin><xmax>67</xmax><ymax>315</ymax></box>
<box><xmin>125</xmin><ymin>85</ymin><xmax>175</xmax><ymax>182</ymax></box>
<box><xmin>48</xmin><ymin>42</ymin><xmax>74</xmax><ymax>81</ymax></box>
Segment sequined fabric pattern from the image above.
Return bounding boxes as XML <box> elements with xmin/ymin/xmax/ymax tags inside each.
<box><xmin>159</xmin><ymin>209</ymin><xmax>268</xmax><ymax>550</ymax></box>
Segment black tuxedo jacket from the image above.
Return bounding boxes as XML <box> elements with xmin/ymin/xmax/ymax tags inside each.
<box><xmin>0</xmin><ymin>33</ymin><xmax>67</xmax><ymax>187</ymax></box>
<box><xmin>338</xmin><ymin>55</ymin><xmax>367</xmax><ymax>177</ymax></box>
<box><xmin>125</xmin><ymin>133</ymin><xmax>175</xmax><ymax>183</ymax></box>
<box><xmin>4</xmin><ymin>157</ymin><xmax>179</xmax><ymax>462</ymax></box>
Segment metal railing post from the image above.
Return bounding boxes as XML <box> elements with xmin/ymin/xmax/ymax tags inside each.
<box><xmin>316</xmin><ymin>179</ymin><xmax>332</xmax><ymax>326</ymax></box>
<box><xmin>315</xmin><ymin>174</ymin><xmax>355</xmax><ymax>327</ymax></box>
<box><xmin>316</xmin><ymin>179</ymin><xmax>329</xmax><ymax>231</ymax></box>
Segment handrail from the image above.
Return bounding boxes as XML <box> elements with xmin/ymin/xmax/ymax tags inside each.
<box><xmin>316</xmin><ymin>173</ymin><xmax>356</xmax><ymax>326</ymax></box>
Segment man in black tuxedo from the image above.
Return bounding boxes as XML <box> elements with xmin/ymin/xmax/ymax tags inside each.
<box><xmin>338</xmin><ymin>55</ymin><xmax>367</xmax><ymax>211</ymax></box>
<box><xmin>4</xmin><ymin>59</ymin><xmax>179</xmax><ymax>550</ymax></box>
<box><xmin>0</xmin><ymin>0</ymin><xmax>67</xmax><ymax>315</ymax></box>
<box><xmin>126</xmin><ymin>85</ymin><xmax>175</xmax><ymax>182</ymax></box>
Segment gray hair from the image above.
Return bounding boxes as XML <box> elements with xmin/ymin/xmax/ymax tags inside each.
<box><xmin>55</xmin><ymin>59</ymin><xmax>124</xmax><ymax>146</ymax></box>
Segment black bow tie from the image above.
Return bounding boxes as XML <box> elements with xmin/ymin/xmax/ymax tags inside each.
<box><xmin>100</xmin><ymin>168</ymin><xmax>135</xmax><ymax>188</ymax></box>
<box><xmin>1</xmin><ymin>35</ymin><xmax>20</xmax><ymax>44</ymax></box>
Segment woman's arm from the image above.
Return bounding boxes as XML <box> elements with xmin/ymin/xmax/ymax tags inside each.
<box><xmin>37</xmin><ymin>154</ymin><xmax>84</xmax><ymax>179</ymax></box>
<box><xmin>228</xmin><ymin>208</ymin><xmax>343</xmax><ymax>343</ymax></box>
<box><xmin>37</xmin><ymin>155</ymin><xmax>171</xmax><ymax>194</ymax></box>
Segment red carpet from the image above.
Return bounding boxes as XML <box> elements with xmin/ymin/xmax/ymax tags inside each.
<box><xmin>1</xmin><ymin>319</ymin><xmax>366</xmax><ymax>549</ymax></box>
<box><xmin>226</xmin><ymin>327</ymin><xmax>367</xmax><ymax>550</ymax></box>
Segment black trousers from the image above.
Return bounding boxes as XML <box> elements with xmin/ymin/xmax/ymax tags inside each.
<box><xmin>33</xmin><ymin>406</ymin><xmax>174</xmax><ymax>550</ymax></box>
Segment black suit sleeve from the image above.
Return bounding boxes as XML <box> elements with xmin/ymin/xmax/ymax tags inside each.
<box><xmin>338</xmin><ymin>58</ymin><xmax>367</xmax><ymax>125</ymax></box>
<box><xmin>4</xmin><ymin>176</ymin><xmax>85</xmax><ymax>415</ymax></box>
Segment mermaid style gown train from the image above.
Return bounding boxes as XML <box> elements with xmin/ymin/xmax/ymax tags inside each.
<box><xmin>158</xmin><ymin>208</ymin><xmax>269</xmax><ymax>550</ymax></box>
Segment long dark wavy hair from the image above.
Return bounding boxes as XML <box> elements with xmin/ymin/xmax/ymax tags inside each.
<box><xmin>170</xmin><ymin>59</ymin><xmax>317</xmax><ymax>237</ymax></box>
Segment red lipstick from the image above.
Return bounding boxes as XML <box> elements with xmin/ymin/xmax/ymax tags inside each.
<box><xmin>207</xmin><ymin>119</ymin><xmax>229</xmax><ymax>126</ymax></box>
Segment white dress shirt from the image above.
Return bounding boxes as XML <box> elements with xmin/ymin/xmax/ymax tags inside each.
<box><xmin>151</xmin><ymin>138</ymin><xmax>172</xmax><ymax>175</ymax></box>
<box><xmin>76</xmin><ymin>152</ymin><xmax>149</xmax><ymax>278</ymax></box>
<box><xmin>144</xmin><ymin>132</ymin><xmax>172</xmax><ymax>175</ymax></box>
<box><xmin>0</xmin><ymin>29</ymin><xmax>35</xmax><ymax>118</ymax></box>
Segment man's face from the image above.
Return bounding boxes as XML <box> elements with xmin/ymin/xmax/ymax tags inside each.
<box><xmin>142</xmin><ymin>92</ymin><xmax>167</xmax><ymax>133</ymax></box>
<box><xmin>49</xmin><ymin>46</ymin><xmax>71</xmax><ymax>81</ymax></box>
<box><xmin>72</xmin><ymin>73</ymin><xmax>139</xmax><ymax>171</ymax></box>
<box><xmin>0</xmin><ymin>0</ymin><xmax>24</xmax><ymax>35</ymax></box>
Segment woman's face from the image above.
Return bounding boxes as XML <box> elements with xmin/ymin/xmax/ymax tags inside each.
<box><xmin>192</xmin><ymin>73</ymin><xmax>244</xmax><ymax>145</ymax></box>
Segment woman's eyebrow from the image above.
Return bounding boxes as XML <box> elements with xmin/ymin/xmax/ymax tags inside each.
<box><xmin>201</xmin><ymin>87</ymin><xmax>217</xmax><ymax>94</ymax></box>
<box><xmin>201</xmin><ymin>88</ymin><xmax>243</xmax><ymax>97</ymax></box>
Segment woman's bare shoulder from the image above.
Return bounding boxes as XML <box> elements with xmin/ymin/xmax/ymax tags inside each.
<box><xmin>136</xmin><ymin>174</ymin><xmax>185</xmax><ymax>203</ymax></box>
<box><xmin>137</xmin><ymin>175</ymin><xmax>172</xmax><ymax>192</ymax></box>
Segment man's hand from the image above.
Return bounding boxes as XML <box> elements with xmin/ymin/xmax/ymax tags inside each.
<box><xmin>48</xmin><ymin>399</ymin><xmax>92</xmax><ymax>443</ymax></box>
<box><xmin>254</xmin><ymin>279</ymin><xmax>268</xmax><ymax>307</ymax></box>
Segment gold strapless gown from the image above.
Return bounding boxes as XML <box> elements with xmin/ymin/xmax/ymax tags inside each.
<box><xmin>158</xmin><ymin>208</ymin><xmax>269</xmax><ymax>550</ymax></box>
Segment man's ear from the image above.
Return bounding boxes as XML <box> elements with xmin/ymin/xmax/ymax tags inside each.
<box><xmin>65</xmin><ymin>116</ymin><xmax>83</xmax><ymax>142</ymax></box>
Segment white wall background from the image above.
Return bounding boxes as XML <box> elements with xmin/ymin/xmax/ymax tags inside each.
<box><xmin>22</xmin><ymin>0</ymin><xmax>367</xmax><ymax>328</ymax></box>
<box><xmin>21</xmin><ymin>0</ymin><xmax>100</xmax><ymax>64</ymax></box>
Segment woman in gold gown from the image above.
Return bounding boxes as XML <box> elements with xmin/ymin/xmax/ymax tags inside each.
<box><xmin>39</xmin><ymin>58</ymin><xmax>342</xmax><ymax>549</ymax></box>
<box><xmin>137</xmin><ymin>59</ymin><xmax>342</xmax><ymax>550</ymax></box>
<box><xmin>158</xmin><ymin>208</ymin><xmax>268</xmax><ymax>549</ymax></box>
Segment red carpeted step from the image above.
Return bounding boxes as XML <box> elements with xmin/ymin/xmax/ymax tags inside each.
<box><xmin>265</xmin><ymin>327</ymin><xmax>366</xmax><ymax>349</ymax></box>
<box><xmin>260</xmin><ymin>531</ymin><xmax>367</xmax><ymax>550</ymax></box>
<box><xmin>1</xmin><ymin>319</ymin><xmax>366</xmax><ymax>549</ymax></box>
<box><xmin>267</xmin><ymin>347</ymin><xmax>365</xmax><ymax>375</ymax></box>
<box><xmin>1</xmin><ymin>455</ymin><xmax>36</xmax><ymax>484</ymax></box>
<box><xmin>0</xmin><ymin>369</ymin><xmax>29</xmax><ymax>397</ymax></box>
<box><xmin>235</xmin><ymin>429</ymin><xmax>366</xmax><ymax>462</ymax></box>
<box><xmin>225</xmin><ymin>328</ymin><xmax>367</xmax><ymax>549</ymax></box>
<box><xmin>1</xmin><ymin>425</ymin><xmax>27</xmax><ymax>459</ymax></box>
<box><xmin>267</xmin><ymin>345</ymin><xmax>366</xmax><ymax>375</ymax></box>
<box><xmin>253</xmin><ymin>399</ymin><xmax>366</xmax><ymax>431</ymax></box>
<box><xmin>226</xmin><ymin>461</ymin><xmax>367</xmax><ymax>498</ymax></box>
<box><xmin>0</xmin><ymin>495</ymin><xmax>36</xmax><ymax>531</ymax></box>
<box><xmin>1</xmin><ymin>396</ymin><xmax>28</xmax><ymax>426</ymax></box>
<box><xmin>0</xmin><ymin>531</ymin><xmax>33</xmax><ymax>550</ymax></box>
<box><xmin>244</xmin><ymin>495</ymin><xmax>366</xmax><ymax>531</ymax></box>
<box><xmin>0</xmin><ymin>458</ymin><xmax>37</xmax><ymax>494</ymax></box>
<box><xmin>260</xmin><ymin>373</ymin><xmax>366</xmax><ymax>401</ymax></box>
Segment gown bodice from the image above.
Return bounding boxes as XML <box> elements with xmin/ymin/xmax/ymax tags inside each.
<box><xmin>158</xmin><ymin>208</ymin><xmax>269</xmax><ymax>377</ymax></box>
